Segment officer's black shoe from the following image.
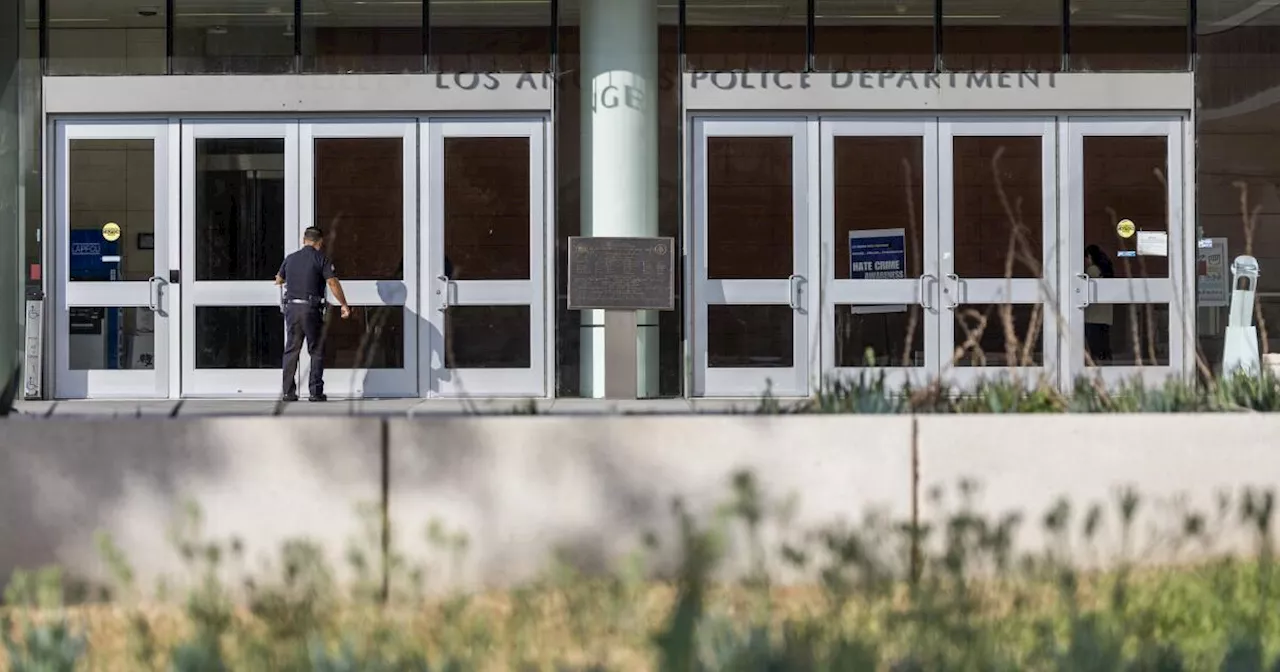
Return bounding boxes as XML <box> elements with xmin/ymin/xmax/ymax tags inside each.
<box><xmin>309</xmin><ymin>394</ymin><xmax>328</xmax><ymax>402</ymax></box>
<box><xmin>281</xmin><ymin>392</ymin><xmax>299</xmax><ymax>402</ymax></box>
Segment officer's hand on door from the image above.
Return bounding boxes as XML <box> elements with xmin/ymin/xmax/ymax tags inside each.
<box><xmin>340</xmin><ymin>305</ymin><xmax>352</xmax><ymax>319</ymax></box>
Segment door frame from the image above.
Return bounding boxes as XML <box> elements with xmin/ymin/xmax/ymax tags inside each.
<box><xmin>820</xmin><ymin>117</ymin><xmax>938</xmax><ymax>389</ymax></box>
<box><xmin>298</xmin><ymin>119</ymin><xmax>420</xmax><ymax>398</ymax></box>
<box><xmin>1059</xmin><ymin>115</ymin><xmax>1191</xmax><ymax>389</ymax></box>
<box><xmin>52</xmin><ymin>119</ymin><xmax>179</xmax><ymax>399</ymax></box>
<box><xmin>421</xmin><ymin>116</ymin><xmax>552</xmax><ymax>398</ymax></box>
<box><xmin>180</xmin><ymin>120</ymin><xmax>299</xmax><ymax>397</ymax></box>
<box><xmin>689</xmin><ymin>116</ymin><xmax>820</xmax><ymax>398</ymax></box>
<box><xmin>938</xmin><ymin>117</ymin><xmax>1060</xmax><ymax>389</ymax></box>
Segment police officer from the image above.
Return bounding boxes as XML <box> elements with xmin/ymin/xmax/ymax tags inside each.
<box><xmin>275</xmin><ymin>226</ymin><xmax>351</xmax><ymax>402</ymax></box>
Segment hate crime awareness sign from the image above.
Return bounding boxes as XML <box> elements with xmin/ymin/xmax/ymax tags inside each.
<box><xmin>849</xmin><ymin>228</ymin><xmax>908</xmax><ymax>314</ymax></box>
<box><xmin>849</xmin><ymin>229</ymin><xmax>906</xmax><ymax>280</ymax></box>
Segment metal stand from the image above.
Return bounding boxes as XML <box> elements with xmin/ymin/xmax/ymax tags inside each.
<box><xmin>604</xmin><ymin>310</ymin><xmax>638</xmax><ymax>399</ymax></box>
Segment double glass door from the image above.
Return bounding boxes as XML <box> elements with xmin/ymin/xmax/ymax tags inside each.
<box><xmin>52</xmin><ymin>117</ymin><xmax>548</xmax><ymax>399</ymax></box>
<box><xmin>691</xmin><ymin>115</ymin><xmax>1187</xmax><ymax>398</ymax></box>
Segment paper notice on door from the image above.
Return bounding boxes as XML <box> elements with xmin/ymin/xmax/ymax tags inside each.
<box><xmin>1136</xmin><ymin>231</ymin><xmax>1168</xmax><ymax>257</ymax></box>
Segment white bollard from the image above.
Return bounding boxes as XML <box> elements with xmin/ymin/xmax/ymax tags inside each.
<box><xmin>1222</xmin><ymin>255</ymin><xmax>1261</xmax><ymax>377</ymax></box>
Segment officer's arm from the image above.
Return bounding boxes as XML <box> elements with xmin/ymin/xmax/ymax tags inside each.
<box><xmin>326</xmin><ymin>277</ymin><xmax>350</xmax><ymax>309</ymax></box>
<box><xmin>274</xmin><ymin>260</ymin><xmax>286</xmax><ymax>285</ymax></box>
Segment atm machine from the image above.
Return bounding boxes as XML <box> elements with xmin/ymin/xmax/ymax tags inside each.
<box><xmin>68</xmin><ymin>230</ymin><xmax>125</xmax><ymax>370</ymax></box>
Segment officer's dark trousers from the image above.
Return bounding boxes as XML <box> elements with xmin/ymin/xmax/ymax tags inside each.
<box><xmin>282</xmin><ymin>304</ymin><xmax>326</xmax><ymax>397</ymax></box>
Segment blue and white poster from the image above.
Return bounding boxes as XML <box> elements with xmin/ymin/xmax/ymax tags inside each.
<box><xmin>849</xmin><ymin>228</ymin><xmax>907</xmax><ymax>314</ymax></box>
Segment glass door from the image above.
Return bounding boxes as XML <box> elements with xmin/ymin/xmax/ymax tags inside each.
<box><xmin>938</xmin><ymin>118</ymin><xmax>1059</xmax><ymax>389</ymax></box>
<box><xmin>53</xmin><ymin>121</ymin><xmax>175</xmax><ymax>399</ymax></box>
<box><xmin>181</xmin><ymin>122</ymin><xmax>297</xmax><ymax>397</ymax></box>
<box><xmin>821</xmin><ymin>119</ymin><xmax>937</xmax><ymax>389</ymax></box>
<box><xmin>298</xmin><ymin>121</ymin><xmax>418</xmax><ymax>398</ymax></box>
<box><xmin>691</xmin><ymin>118</ymin><xmax>817</xmax><ymax>398</ymax></box>
<box><xmin>1062</xmin><ymin>117</ymin><xmax>1188</xmax><ymax>387</ymax></box>
<box><xmin>423</xmin><ymin>119</ymin><xmax>549</xmax><ymax>397</ymax></box>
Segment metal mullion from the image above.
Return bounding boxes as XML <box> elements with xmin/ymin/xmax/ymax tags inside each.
<box><xmin>1187</xmin><ymin>0</ymin><xmax>1197</xmax><ymax>70</ymax></box>
<box><xmin>293</xmin><ymin>0</ymin><xmax>302</xmax><ymax>72</ymax></box>
<box><xmin>1062</xmin><ymin>0</ymin><xmax>1071</xmax><ymax>71</ymax></box>
<box><xmin>806</xmin><ymin>0</ymin><xmax>815</xmax><ymax>72</ymax></box>
<box><xmin>165</xmin><ymin>0</ymin><xmax>174</xmax><ymax>74</ymax></box>
<box><xmin>550</xmin><ymin>0</ymin><xmax>559</xmax><ymax>72</ymax></box>
<box><xmin>422</xmin><ymin>0</ymin><xmax>430</xmax><ymax>72</ymax></box>
<box><xmin>39</xmin><ymin>0</ymin><xmax>47</xmax><ymax>74</ymax></box>
<box><xmin>933</xmin><ymin>0</ymin><xmax>943</xmax><ymax>72</ymax></box>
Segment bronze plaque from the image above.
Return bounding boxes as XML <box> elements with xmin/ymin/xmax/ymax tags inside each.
<box><xmin>568</xmin><ymin>236</ymin><xmax>675</xmax><ymax>311</ymax></box>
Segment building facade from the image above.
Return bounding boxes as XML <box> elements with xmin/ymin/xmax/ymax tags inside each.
<box><xmin>5</xmin><ymin>0</ymin><xmax>1279</xmax><ymax>400</ymax></box>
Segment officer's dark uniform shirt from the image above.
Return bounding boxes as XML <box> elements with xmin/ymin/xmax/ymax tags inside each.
<box><xmin>278</xmin><ymin>246</ymin><xmax>335</xmax><ymax>301</ymax></box>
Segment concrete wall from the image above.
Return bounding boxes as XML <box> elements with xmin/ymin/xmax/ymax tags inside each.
<box><xmin>2</xmin><ymin>414</ymin><xmax>1279</xmax><ymax>596</ymax></box>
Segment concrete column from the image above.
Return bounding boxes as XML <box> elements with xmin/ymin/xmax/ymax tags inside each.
<box><xmin>0</xmin><ymin>0</ymin><xmax>21</xmax><ymax>410</ymax></box>
<box><xmin>578</xmin><ymin>0</ymin><xmax>661</xmax><ymax>398</ymax></box>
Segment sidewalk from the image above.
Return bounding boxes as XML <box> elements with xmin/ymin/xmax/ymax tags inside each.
<box><xmin>10</xmin><ymin>397</ymin><xmax>753</xmax><ymax>418</ymax></box>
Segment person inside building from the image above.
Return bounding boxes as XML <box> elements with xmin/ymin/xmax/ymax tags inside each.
<box><xmin>1084</xmin><ymin>244</ymin><xmax>1115</xmax><ymax>362</ymax></box>
<box><xmin>275</xmin><ymin>227</ymin><xmax>351</xmax><ymax>402</ymax></box>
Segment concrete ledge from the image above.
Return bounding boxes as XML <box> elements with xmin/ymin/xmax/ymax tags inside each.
<box><xmin>0</xmin><ymin>418</ymin><xmax>383</xmax><ymax>591</ymax></box>
<box><xmin>916</xmin><ymin>415</ymin><xmax>1280</xmax><ymax>565</ymax></box>
<box><xmin>387</xmin><ymin>416</ymin><xmax>914</xmax><ymax>589</ymax></box>
<box><xmin>3</xmin><ymin>414</ymin><xmax>1279</xmax><ymax>594</ymax></box>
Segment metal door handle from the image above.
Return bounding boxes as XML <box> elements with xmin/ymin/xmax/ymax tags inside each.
<box><xmin>918</xmin><ymin>274</ymin><xmax>936</xmax><ymax>311</ymax></box>
<box><xmin>437</xmin><ymin>274</ymin><xmax>452</xmax><ymax>312</ymax></box>
<box><xmin>943</xmin><ymin>273</ymin><xmax>961</xmax><ymax>309</ymax></box>
<box><xmin>1075</xmin><ymin>272</ymin><xmax>1092</xmax><ymax>308</ymax></box>
<box><xmin>788</xmin><ymin>274</ymin><xmax>802</xmax><ymax>310</ymax></box>
<box><xmin>148</xmin><ymin>276</ymin><xmax>164</xmax><ymax>313</ymax></box>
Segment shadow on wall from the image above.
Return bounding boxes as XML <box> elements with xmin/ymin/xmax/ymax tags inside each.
<box><xmin>384</xmin><ymin>416</ymin><xmax>915</xmax><ymax>588</ymax></box>
<box><xmin>0</xmin><ymin>418</ymin><xmax>385</xmax><ymax>594</ymax></box>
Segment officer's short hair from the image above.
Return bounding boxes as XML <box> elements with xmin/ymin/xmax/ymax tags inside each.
<box><xmin>303</xmin><ymin>227</ymin><xmax>324</xmax><ymax>244</ymax></box>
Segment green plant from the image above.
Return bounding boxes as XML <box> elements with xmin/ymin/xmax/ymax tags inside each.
<box><xmin>1</xmin><ymin>615</ymin><xmax>86</xmax><ymax>672</ymax></box>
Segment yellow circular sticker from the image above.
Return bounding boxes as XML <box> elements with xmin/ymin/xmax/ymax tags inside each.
<box><xmin>1116</xmin><ymin>219</ymin><xmax>1136</xmax><ymax>239</ymax></box>
<box><xmin>102</xmin><ymin>222</ymin><xmax>121</xmax><ymax>242</ymax></box>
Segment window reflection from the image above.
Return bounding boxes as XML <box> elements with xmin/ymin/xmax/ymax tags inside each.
<box><xmin>443</xmin><ymin>137</ymin><xmax>530</xmax><ymax>281</ymax></box>
<box><xmin>951</xmin><ymin>303</ymin><xmax>1045</xmax><ymax>367</ymax></box>
<box><xmin>68</xmin><ymin>307</ymin><xmax>157</xmax><ymax>370</ymax></box>
<box><xmin>446</xmin><ymin>306</ymin><xmax>531</xmax><ymax>369</ymax></box>
<box><xmin>429</xmin><ymin>0</ymin><xmax>552</xmax><ymax>72</ymax></box>
<box><xmin>836</xmin><ymin>306</ymin><xmax>925</xmax><ymax>368</ymax></box>
<box><xmin>815</xmin><ymin>0</ymin><xmax>934</xmax><ymax>71</ymax></box>
<box><xmin>1086</xmin><ymin>303</ymin><xmax>1170</xmax><ymax>367</ymax></box>
<box><xmin>195</xmin><ymin>306</ymin><xmax>283</xmax><ymax>369</ymax></box>
<box><xmin>833</xmin><ymin>136</ymin><xmax>924</xmax><ymax>279</ymax></box>
<box><xmin>707</xmin><ymin>305</ymin><xmax>794</xmax><ymax>368</ymax></box>
<box><xmin>1069</xmin><ymin>0</ymin><xmax>1189</xmax><ymax>71</ymax></box>
<box><xmin>1082</xmin><ymin>136</ymin><xmax>1170</xmax><ymax>279</ymax></box>
<box><xmin>46</xmin><ymin>0</ymin><xmax>165</xmax><ymax>75</ymax></box>
<box><xmin>684</xmin><ymin>0</ymin><xmax>807</xmax><ymax>71</ymax></box>
<box><xmin>194</xmin><ymin>139</ymin><xmax>286</xmax><ymax>282</ymax></box>
<box><xmin>67</xmin><ymin>139</ymin><xmax>155</xmax><ymax>282</ymax></box>
<box><xmin>323</xmin><ymin>306</ymin><xmax>405</xmax><ymax>369</ymax></box>
<box><xmin>172</xmin><ymin>0</ymin><xmax>295</xmax><ymax>74</ymax></box>
<box><xmin>303</xmin><ymin>0</ymin><xmax>423</xmax><ymax>73</ymax></box>
<box><xmin>314</xmin><ymin>138</ymin><xmax>404</xmax><ymax>281</ymax></box>
<box><xmin>942</xmin><ymin>0</ymin><xmax>1061</xmax><ymax>72</ymax></box>
<box><xmin>952</xmin><ymin>136</ymin><xmax>1044</xmax><ymax>279</ymax></box>
<box><xmin>706</xmin><ymin>136</ymin><xmax>794</xmax><ymax>280</ymax></box>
